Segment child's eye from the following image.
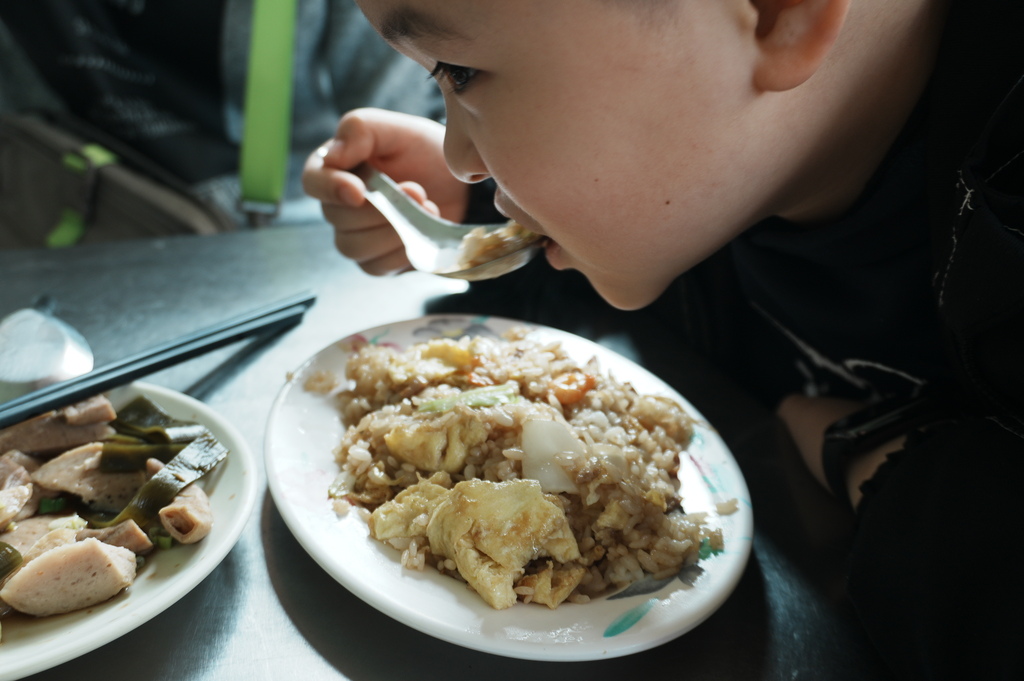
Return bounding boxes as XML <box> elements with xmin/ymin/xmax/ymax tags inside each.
<box><xmin>429</xmin><ymin>62</ymin><xmax>478</xmax><ymax>94</ymax></box>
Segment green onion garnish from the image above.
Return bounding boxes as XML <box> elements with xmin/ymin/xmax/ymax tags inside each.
<box><xmin>417</xmin><ymin>382</ymin><xmax>521</xmax><ymax>413</ymax></box>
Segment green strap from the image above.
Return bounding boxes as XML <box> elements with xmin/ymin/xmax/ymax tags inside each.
<box><xmin>238</xmin><ymin>0</ymin><xmax>297</xmax><ymax>223</ymax></box>
<box><xmin>48</xmin><ymin>145</ymin><xmax>119</xmax><ymax>248</ymax></box>
<box><xmin>47</xmin><ymin>209</ymin><xmax>86</xmax><ymax>248</ymax></box>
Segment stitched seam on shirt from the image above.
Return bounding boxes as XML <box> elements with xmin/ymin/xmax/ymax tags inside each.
<box><xmin>988</xmin><ymin>414</ymin><xmax>1024</xmax><ymax>440</ymax></box>
<box><xmin>937</xmin><ymin>172</ymin><xmax>970</xmax><ymax>308</ymax></box>
<box><xmin>985</xmin><ymin>146</ymin><xmax>1024</xmax><ymax>183</ymax></box>
<box><xmin>982</xmin><ymin>144</ymin><xmax>1024</xmax><ymax>239</ymax></box>
<box><xmin>748</xmin><ymin>302</ymin><xmax>926</xmax><ymax>399</ymax></box>
<box><xmin>751</xmin><ymin>302</ymin><xmax>870</xmax><ymax>394</ymax></box>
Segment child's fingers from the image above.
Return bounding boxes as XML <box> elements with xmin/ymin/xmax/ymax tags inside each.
<box><xmin>304</xmin><ymin>145</ymin><xmax>439</xmax><ymax>214</ymax></box>
<box><xmin>302</xmin><ymin>149</ymin><xmax>366</xmax><ymax>207</ymax></box>
<box><xmin>324</xmin><ymin>213</ymin><xmax>412</xmax><ymax>275</ymax></box>
<box><xmin>395</xmin><ymin>180</ymin><xmax>441</xmax><ymax>215</ymax></box>
<box><xmin>356</xmin><ymin>248</ymin><xmax>414</xmax><ymax>277</ymax></box>
<box><xmin>397</xmin><ymin>180</ymin><xmax>428</xmax><ymax>205</ymax></box>
<box><xmin>301</xmin><ymin>107</ymin><xmax>450</xmax><ymax>278</ymax></box>
<box><xmin>421</xmin><ymin>199</ymin><xmax>441</xmax><ymax>217</ymax></box>
<box><xmin>322</xmin><ymin>204</ymin><xmax>405</xmax><ymax>260</ymax></box>
<box><xmin>328</xmin><ymin>108</ymin><xmax>446</xmax><ymax>172</ymax></box>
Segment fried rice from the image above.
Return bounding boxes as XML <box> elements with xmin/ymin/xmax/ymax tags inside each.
<box><xmin>326</xmin><ymin>328</ymin><xmax>723</xmax><ymax>609</ymax></box>
<box><xmin>451</xmin><ymin>221</ymin><xmax>542</xmax><ymax>270</ymax></box>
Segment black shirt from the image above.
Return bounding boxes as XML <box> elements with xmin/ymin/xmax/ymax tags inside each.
<box><xmin>728</xmin><ymin>105</ymin><xmax>952</xmax><ymax>406</ymax></box>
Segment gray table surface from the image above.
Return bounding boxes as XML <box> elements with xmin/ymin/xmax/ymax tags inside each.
<box><xmin>1</xmin><ymin>226</ymin><xmax>892</xmax><ymax>680</ymax></box>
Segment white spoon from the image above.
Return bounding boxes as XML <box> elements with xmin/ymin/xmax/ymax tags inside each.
<box><xmin>0</xmin><ymin>303</ymin><xmax>94</xmax><ymax>403</ymax></box>
<box><xmin>358</xmin><ymin>166</ymin><xmax>545</xmax><ymax>281</ymax></box>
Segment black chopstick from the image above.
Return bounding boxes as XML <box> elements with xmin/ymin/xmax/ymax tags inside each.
<box><xmin>0</xmin><ymin>290</ymin><xmax>316</xmax><ymax>429</ymax></box>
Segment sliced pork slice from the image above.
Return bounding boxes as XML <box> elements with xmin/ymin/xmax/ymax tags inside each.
<box><xmin>0</xmin><ymin>516</ymin><xmax>57</xmax><ymax>554</ymax></box>
<box><xmin>0</xmin><ymin>484</ymin><xmax>32</xmax><ymax>529</ymax></box>
<box><xmin>0</xmin><ymin>452</ymin><xmax>43</xmax><ymax>521</ymax></box>
<box><xmin>0</xmin><ymin>537</ymin><xmax>136</xmax><ymax>616</ymax></box>
<box><xmin>2</xmin><ymin>450</ymin><xmax>41</xmax><ymax>474</ymax></box>
<box><xmin>31</xmin><ymin>443</ymin><xmax>145</xmax><ymax>513</ymax></box>
<box><xmin>60</xmin><ymin>395</ymin><xmax>117</xmax><ymax>426</ymax></box>
<box><xmin>20</xmin><ymin>528</ymin><xmax>78</xmax><ymax>563</ymax></box>
<box><xmin>158</xmin><ymin>484</ymin><xmax>213</xmax><ymax>544</ymax></box>
<box><xmin>0</xmin><ymin>453</ymin><xmax>32</xmax><ymax>488</ymax></box>
<box><xmin>78</xmin><ymin>520</ymin><xmax>154</xmax><ymax>554</ymax></box>
<box><xmin>0</xmin><ymin>396</ymin><xmax>116</xmax><ymax>456</ymax></box>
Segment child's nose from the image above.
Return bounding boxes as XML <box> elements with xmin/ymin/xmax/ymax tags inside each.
<box><xmin>443</xmin><ymin>111</ymin><xmax>490</xmax><ymax>184</ymax></box>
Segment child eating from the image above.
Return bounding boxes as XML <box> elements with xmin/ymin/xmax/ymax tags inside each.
<box><xmin>302</xmin><ymin>1</ymin><xmax>1024</xmax><ymax>678</ymax></box>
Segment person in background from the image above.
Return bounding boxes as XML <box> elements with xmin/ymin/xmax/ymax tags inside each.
<box><xmin>302</xmin><ymin>1</ymin><xmax>1024</xmax><ymax>679</ymax></box>
<box><xmin>0</xmin><ymin>0</ymin><xmax>443</xmax><ymax>225</ymax></box>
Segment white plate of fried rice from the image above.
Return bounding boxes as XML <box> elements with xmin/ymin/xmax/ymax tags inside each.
<box><xmin>265</xmin><ymin>315</ymin><xmax>753</xmax><ymax>661</ymax></box>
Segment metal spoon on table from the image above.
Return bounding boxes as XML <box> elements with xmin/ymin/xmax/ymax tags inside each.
<box><xmin>356</xmin><ymin>166</ymin><xmax>546</xmax><ymax>281</ymax></box>
<box><xmin>0</xmin><ymin>298</ymin><xmax>94</xmax><ymax>403</ymax></box>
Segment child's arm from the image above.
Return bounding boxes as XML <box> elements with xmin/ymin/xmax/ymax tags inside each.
<box><xmin>301</xmin><ymin>108</ymin><xmax>471</xmax><ymax>275</ymax></box>
<box><xmin>776</xmin><ymin>394</ymin><xmax>906</xmax><ymax>509</ymax></box>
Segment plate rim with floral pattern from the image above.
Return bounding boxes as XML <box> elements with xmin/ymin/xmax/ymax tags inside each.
<box><xmin>264</xmin><ymin>314</ymin><xmax>753</xmax><ymax>661</ymax></box>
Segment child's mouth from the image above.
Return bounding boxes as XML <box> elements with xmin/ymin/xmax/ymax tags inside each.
<box><xmin>492</xmin><ymin>189</ymin><xmax>543</xmax><ymax>233</ymax></box>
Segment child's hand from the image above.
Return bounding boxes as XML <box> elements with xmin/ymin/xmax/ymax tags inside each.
<box><xmin>302</xmin><ymin>108</ymin><xmax>470</xmax><ymax>275</ymax></box>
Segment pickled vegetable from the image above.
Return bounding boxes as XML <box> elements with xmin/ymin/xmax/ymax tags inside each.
<box><xmin>112</xmin><ymin>396</ymin><xmax>207</xmax><ymax>444</ymax></box>
<box><xmin>99</xmin><ymin>442</ymin><xmax>188</xmax><ymax>472</ymax></box>
<box><xmin>417</xmin><ymin>382</ymin><xmax>521</xmax><ymax>413</ymax></box>
<box><xmin>0</xmin><ymin>541</ymin><xmax>22</xmax><ymax>586</ymax></box>
<box><xmin>95</xmin><ymin>431</ymin><xmax>228</xmax><ymax>529</ymax></box>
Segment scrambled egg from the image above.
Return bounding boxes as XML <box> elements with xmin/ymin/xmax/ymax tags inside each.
<box><xmin>383</xmin><ymin>413</ymin><xmax>488</xmax><ymax>473</ymax></box>
<box><xmin>386</xmin><ymin>339</ymin><xmax>473</xmax><ymax>387</ymax></box>
<box><xmin>334</xmin><ymin>334</ymin><xmax>707</xmax><ymax>610</ymax></box>
<box><xmin>369</xmin><ymin>476</ymin><xmax>583</xmax><ymax>609</ymax></box>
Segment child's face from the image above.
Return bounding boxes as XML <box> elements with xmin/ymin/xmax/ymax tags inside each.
<box><xmin>357</xmin><ymin>0</ymin><xmax>772</xmax><ymax>309</ymax></box>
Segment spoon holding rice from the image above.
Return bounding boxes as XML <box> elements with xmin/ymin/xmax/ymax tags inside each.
<box><xmin>354</xmin><ymin>165</ymin><xmax>545</xmax><ymax>281</ymax></box>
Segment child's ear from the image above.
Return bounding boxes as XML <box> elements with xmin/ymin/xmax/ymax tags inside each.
<box><xmin>750</xmin><ymin>0</ymin><xmax>851</xmax><ymax>92</ymax></box>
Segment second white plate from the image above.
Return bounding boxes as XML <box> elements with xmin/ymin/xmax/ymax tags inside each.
<box><xmin>1</xmin><ymin>382</ymin><xmax>258</xmax><ymax>681</ymax></box>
